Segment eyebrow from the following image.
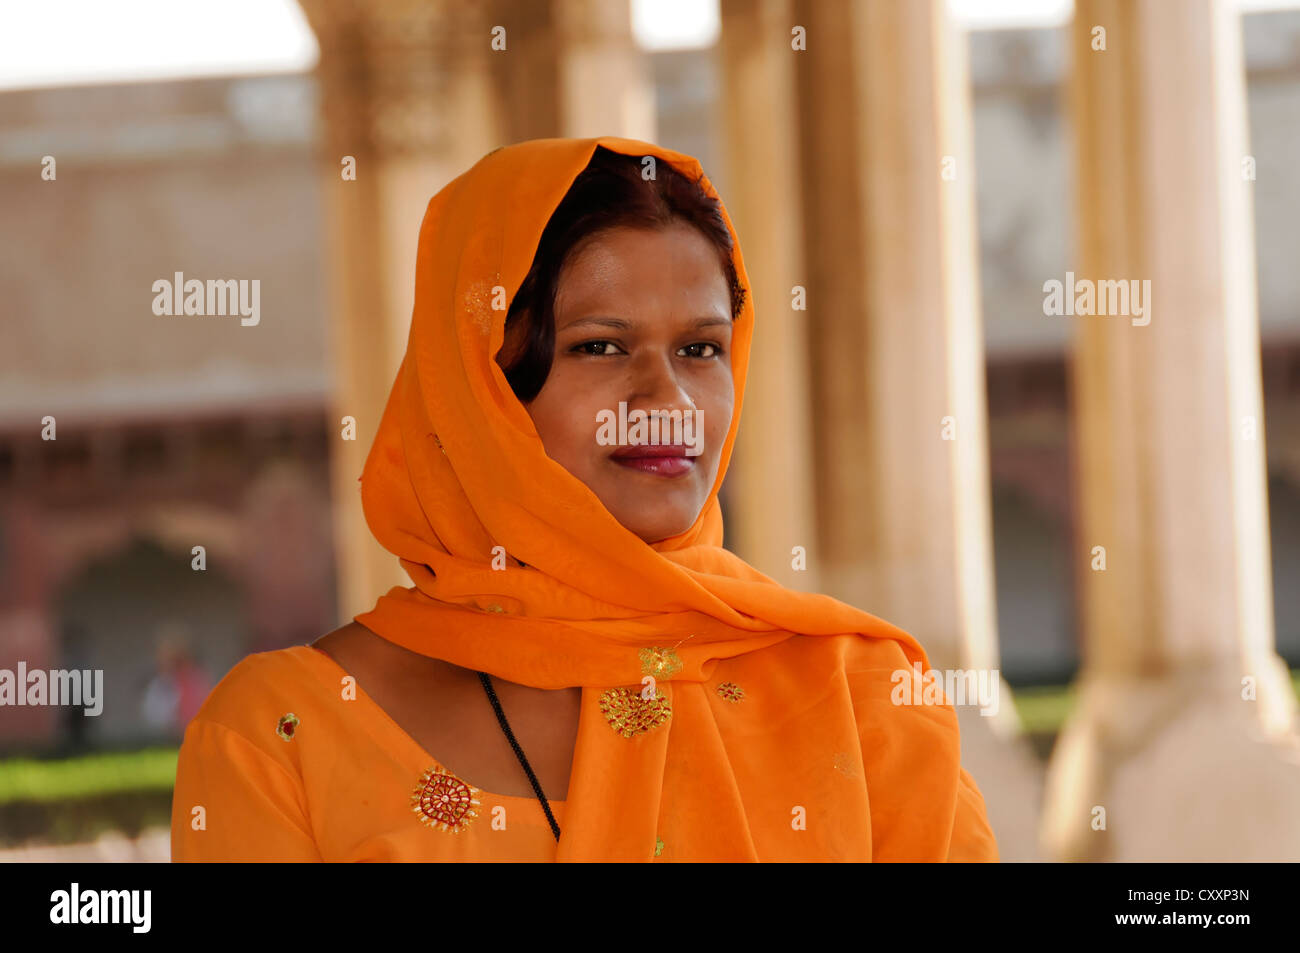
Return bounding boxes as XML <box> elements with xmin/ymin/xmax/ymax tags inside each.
<box><xmin>559</xmin><ymin>315</ymin><xmax>731</xmax><ymax>332</ymax></box>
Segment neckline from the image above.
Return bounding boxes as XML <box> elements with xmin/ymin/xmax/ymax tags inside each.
<box><xmin>293</xmin><ymin>644</ymin><xmax>568</xmax><ymax>808</ymax></box>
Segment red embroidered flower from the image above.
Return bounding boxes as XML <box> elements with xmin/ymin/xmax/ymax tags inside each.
<box><xmin>276</xmin><ymin>713</ymin><xmax>299</xmax><ymax>741</ymax></box>
<box><xmin>411</xmin><ymin>767</ymin><xmax>481</xmax><ymax>832</ymax></box>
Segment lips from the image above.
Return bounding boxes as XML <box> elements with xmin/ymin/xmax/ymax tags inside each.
<box><xmin>610</xmin><ymin>444</ymin><xmax>689</xmax><ymax>459</ymax></box>
<box><xmin>609</xmin><ymin>444</ymin><xmax>696</xmax><ymax>476</ymax></box>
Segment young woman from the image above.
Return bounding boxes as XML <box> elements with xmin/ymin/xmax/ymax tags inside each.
<box><xmin>170</xmin><ymin>136</ymin><xmax>999</xmax><ymax>862</ymax></box>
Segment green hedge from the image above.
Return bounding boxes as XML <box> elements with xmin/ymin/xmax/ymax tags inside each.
<box><xmin>0</xmin><ymin>748</ymin><xmax>178</xmax><ymax>805</ymax></box>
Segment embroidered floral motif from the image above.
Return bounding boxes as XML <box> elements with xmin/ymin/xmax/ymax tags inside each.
<box><xmin>411</xmin><ymin>767</ymin><xmax>481</xmax><ymax>832</ymax></box>
<box><xmin>654</xmin><ymin>837</ymin><xmax>665</xmax><ymax>857</ymax></box>
<box><xmin>716</xmin><ymin>682</ymin><xmax>745</xmax><ymax>703</ymax></box>
<box><xmin>599</xmin><ymin>687</ymin><xmax>672</xmax><ymax>738</ymax></box>
<box><xmin>639</xmin><ymin>646</ymin><xmax>683</xmax><ymax>680</ymax></box>
<box><xmin>276</xmin><ymin>713</ymin><xmax>299</xmax><ymax>741</ymax></box>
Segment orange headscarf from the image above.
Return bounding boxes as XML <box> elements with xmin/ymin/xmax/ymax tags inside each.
<box><xmin>355</xmin><ymin>136</ymin><xmax>986</xmax><ymax>861</ymax></box>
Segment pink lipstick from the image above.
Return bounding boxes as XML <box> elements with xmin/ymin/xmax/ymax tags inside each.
<box><xmin>609</xmin><ymin>444</ymin><xmax>696</xmax><ymax>476</ymax></box>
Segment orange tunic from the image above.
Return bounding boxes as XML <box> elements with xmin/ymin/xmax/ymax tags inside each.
<box><xmin>171</xmin><ymin>636</ymin><xmax>997</xmax><ymax>862</ymax></box>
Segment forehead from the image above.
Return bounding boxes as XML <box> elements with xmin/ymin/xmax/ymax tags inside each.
<box><xmin>554</xmin><ymin>224</ymin><xmax>729</xmax><ymax>316</ymax></box>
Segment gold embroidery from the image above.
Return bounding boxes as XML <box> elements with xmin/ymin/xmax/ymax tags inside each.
<box><xmin>276</xmin><ymin>713</ymin><xmax>299</xmax><ymax>741</ymax></box>
<box><xmin>716</xmin><ymin>682</ymin><xmax>745</xmax><ymax>703</ymax></box>
<box><xmin>639</xmin><ymin>646</ymin><xmax>683</xmax><ymax>680</ymax></box>
<box><xmin>654</xmin><ymin>836</ymin><xmax>665</xmax><ymax>857</ymax></box>
<box><xmin>411</xmin><ymin>767</ymin><xmax>481</xmax><ymax>832</ymax></box>
<box><xmin>464</xmin><ymin>273</ymin><xmax>503</xmax><ymax>336</ymax></box>
<box><xmin>599</xmin><ymin>687</ymin><xmax>672</xmax><ymax>738</ymax></box>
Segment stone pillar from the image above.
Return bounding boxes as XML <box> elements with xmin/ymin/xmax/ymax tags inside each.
<box><xmin>483</xmin><ymin>0</ymin><xmax>654</xmax><ymax>142</ymax></box>
<box><xmin>786</xmin><ymin>0</ymin><xmax>1043</xmax><ymax>858</ymax></box>
<box><xmin>554</xmin><ymin>0</ymin><xmax>655</xmax><ymax>139</ymax></box>
<box><xmin>299</xmin><ymin>1</ymin><xmax>502</xmax><ymax>622</ymax></box>
<box><xmin>717</xmin><ymin>0</ymin><xmax>818</xmax><ymax>591</ymax></box>
<box><xmin>1042</xmin><ymin>0</ymin><xmax>1300</xmax><ymax>862</ymax></box>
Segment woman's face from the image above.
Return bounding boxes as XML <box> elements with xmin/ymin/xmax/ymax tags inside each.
<box><xmin>505</xmin><ymin>223</ymin><xmax>735</xmax><ymax>544</ymax></box>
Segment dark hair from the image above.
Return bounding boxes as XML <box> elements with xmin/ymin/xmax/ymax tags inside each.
<box><xmin>498</xmin><ymin>146</ymin><xmax>747</xmax><ymax>402</ymax></box>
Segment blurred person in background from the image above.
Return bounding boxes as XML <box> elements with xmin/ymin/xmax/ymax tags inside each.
<box><xmin>142</xmin><ymin>626</ymin><xmax>211</xmax><ymax>739</ymax></box>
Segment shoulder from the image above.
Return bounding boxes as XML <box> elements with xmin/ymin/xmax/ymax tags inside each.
<box><xmin>774</xmin><ymin>632</ymin><xmax>957</xmax><ymax>738</ymax></box>
<box><xmin>175</xmin><ymin>644</ymin><xmax>334</xmax><ymax>806</ymax></box>
<box><xmin>188</xmin><ymin>640</ymin><xmax>335</xmax><ymax>743</ymax></box>
<box><xmin>842</xmin><ymin>632</ymin><xmax>918</xmax><ymax>679</ymax></box>
<box><xmin>756</xmin><ymin>631</ymin><xmax>915</xmax><ymax>681</ymax></box>
<box><xmin>719</xmin><ymin>632</ymin><xmax>914</xmax><ymax>681</ymax></box>
<box><xmin>715</xmin><ymin>633</ymin><xmax>917</xmax><ymax>714</ymax></box>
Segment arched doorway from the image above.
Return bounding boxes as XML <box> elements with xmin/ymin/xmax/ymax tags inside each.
<box><xmin>53</xmin><ymin>535</ymin><xmax>247</xmax><ymax>750</ymax></box>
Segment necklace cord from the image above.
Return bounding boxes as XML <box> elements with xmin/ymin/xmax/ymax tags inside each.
<box><xmin>476</xmin><ymin>671</ymin><xmax>562</xmax><ymax>843</ymax></box>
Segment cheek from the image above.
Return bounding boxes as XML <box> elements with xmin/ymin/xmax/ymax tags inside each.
<box><xmin>702</xmin><ymin>378</ymin><xmax>735</xmax><ymax>446</ymax></box>
<box><xmin>529</xmin><ymin>382</ymin><xmax>602</xmax><ymax>459</ymax></box>
<box><xmin>706</xmin><ymin>409</ymin><xmax>732</xmax><ymax>465</ymax></box>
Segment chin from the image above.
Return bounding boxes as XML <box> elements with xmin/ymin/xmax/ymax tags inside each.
<box><xmin>617</xmin><ymin>512</ymin><xmax>697</xmax><ymax>544</ymax></box>
<box><xmin>597</xmin><ymin>484</ymin><xmax>706</xmax><ymax>543</ymax></box>
<box><xmin>637</xmin><ymin>529</ymin><xmax>686</xmax><ymax>545</ymax></box>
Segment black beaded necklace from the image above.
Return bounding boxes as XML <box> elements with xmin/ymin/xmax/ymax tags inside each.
<box><xmin>476</xmin><ymin>671</ymin><xmax>562</xmax><ymax>842</ymax></box>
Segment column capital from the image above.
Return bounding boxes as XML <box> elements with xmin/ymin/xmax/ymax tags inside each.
<box><xmin>298</xmin><ymin>0</ymin><xmax>492</xmax><ymax>155</ymax></box>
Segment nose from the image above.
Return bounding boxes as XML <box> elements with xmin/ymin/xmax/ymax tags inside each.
<box><xmin>626</xmin><ymin>349</ymin><xmax>696</xmax><ymax>419</ymax></box>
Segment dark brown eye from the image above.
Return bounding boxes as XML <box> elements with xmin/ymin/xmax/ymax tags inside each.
<box><xmin>573</xmin><ymin>340</ymin><xmax>620</xmax><ymax>356</ymax></box>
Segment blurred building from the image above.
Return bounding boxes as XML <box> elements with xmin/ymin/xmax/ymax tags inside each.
<box><xmin>0</xmin><ymin>75</ymin><xmax>336</xmax><ymax>749</ymax></box>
